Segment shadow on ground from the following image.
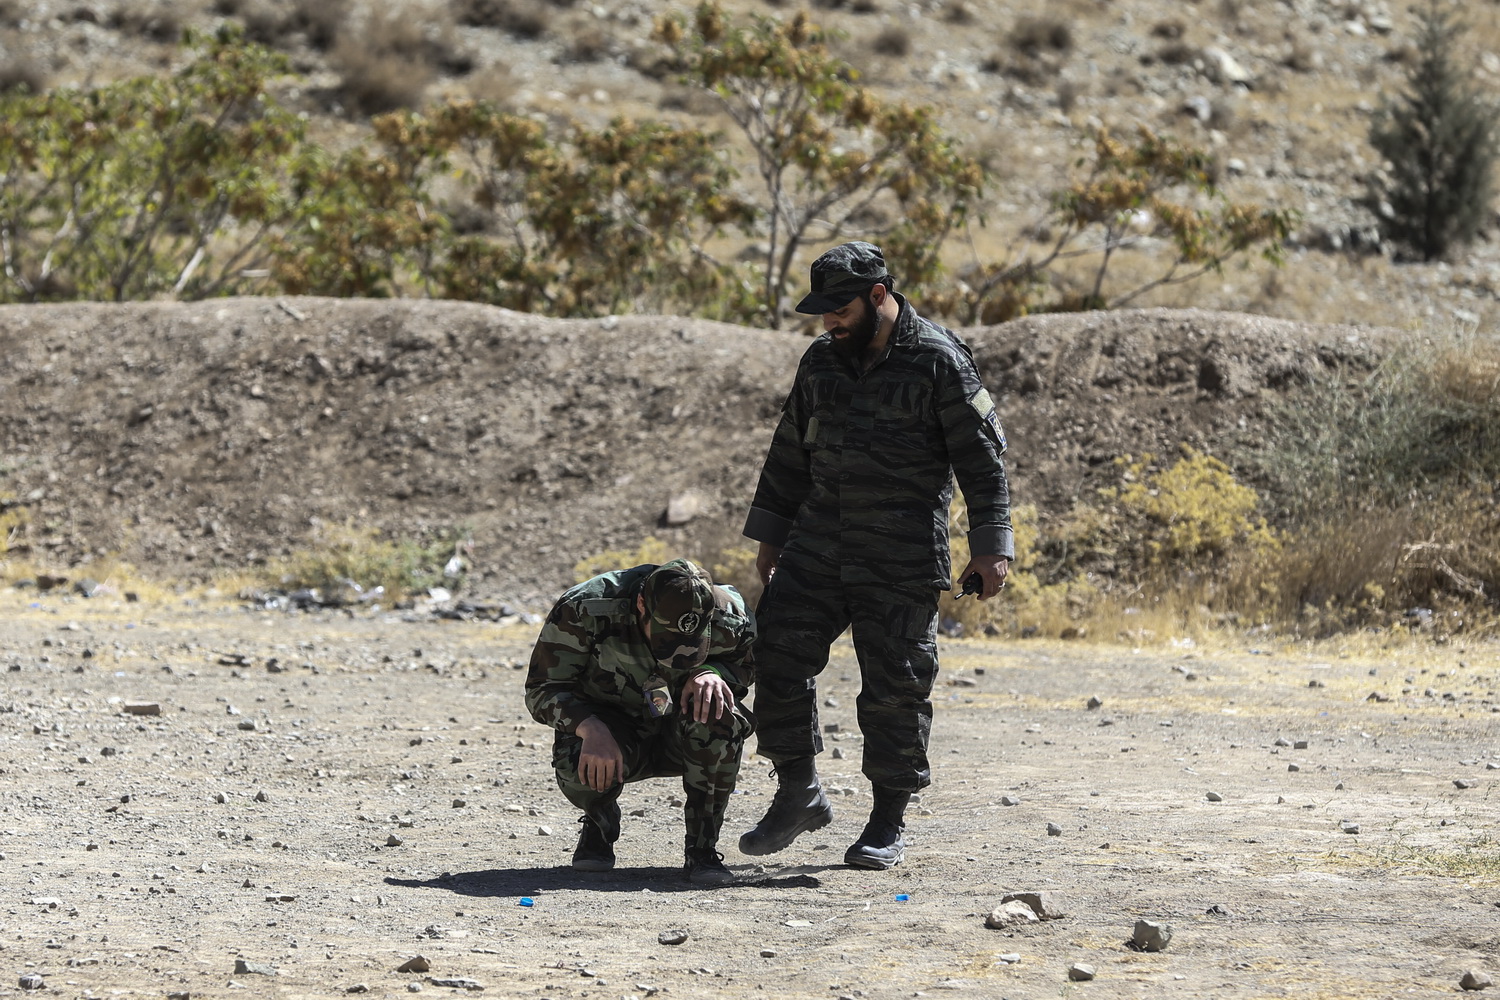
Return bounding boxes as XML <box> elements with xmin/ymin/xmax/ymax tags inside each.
<box><xmin>385</xmin><ymin>866</ymin><xmax>831</xmax><ymax>896</ymax></box>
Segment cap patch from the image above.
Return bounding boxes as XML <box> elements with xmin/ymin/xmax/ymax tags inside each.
<box><xmin>677</xmin><ymin>611</ymin><xmax>702</xmax><ymax>633</ymax></box>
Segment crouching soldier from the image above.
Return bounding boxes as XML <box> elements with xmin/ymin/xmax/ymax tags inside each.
<box><xmin>524</xmin><ymin>558</ymin><xmax>756</xmax><ymax>886</ymax></box>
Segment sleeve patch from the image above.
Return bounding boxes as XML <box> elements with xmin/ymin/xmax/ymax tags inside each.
<box><xmin>968</xmin><ymin>387</ymin><xmax>995</xmax><ymax>420</ymax></box>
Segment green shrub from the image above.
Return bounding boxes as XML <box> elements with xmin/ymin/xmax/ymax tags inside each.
<box><xmin>273</xmin><ymin>522</ymin><xmax>464</xmax><ymax>603</ymax></box>
<box><xmin>1365</xmin><ymin>0</ymin><xmax>1499</xmax><ymax>261</ymax></box>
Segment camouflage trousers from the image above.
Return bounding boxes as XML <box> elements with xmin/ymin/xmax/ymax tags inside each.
<box><xmin>551</xmin><ymin>705</ymin><xmax>753</xmax><ymax>852</ymax></box>
<box><xmin>751</xmin><ymin>553</ymin><xmax>941</xmax><ymax>792</ymax></box>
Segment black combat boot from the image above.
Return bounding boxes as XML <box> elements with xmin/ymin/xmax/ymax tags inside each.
<box><xmin>843</xmin><ymin>787</ymin><xmax>910</xmax><ymax>870</ymax></box>
<box><xmin>737</xmin><ymin>757</ymin><xmax>834</xmax><ymax>856</ymax></box>
<box><xmin>684</xmin><ymin>847</ymin><xmax>737</xmax><ymax>887</ymax></box>
<box><xmin>572</xmin><ymin>805</ymin><xmax>619</xmax><ymax>872</ymax></box>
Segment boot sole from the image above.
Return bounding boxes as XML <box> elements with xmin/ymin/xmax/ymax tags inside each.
<box><xmin>737</xmin><ymin>804</ymin><xmax>835</xmax><ymax>856</ymax></box>
<box><xmin>843</xmin><ymin>846</ymin><xmax>904</xmax><ymax>870</ymax></box>
<box><xmin>572</xmin><ymin>858</ymin><xmax>615</xmax><ymax>872</ymax></box>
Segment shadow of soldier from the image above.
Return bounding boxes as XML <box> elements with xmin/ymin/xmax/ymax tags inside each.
<box><xmin>384</xmin><ymin>865</ymin><xmax>829</xmax><ymax>897</ymax></box>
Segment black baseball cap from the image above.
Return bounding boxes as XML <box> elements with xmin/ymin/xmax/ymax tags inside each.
<box><xmin>794</xmin><ymin>241</ymin><xmax>890</xmax><ymax>315</ymax></box>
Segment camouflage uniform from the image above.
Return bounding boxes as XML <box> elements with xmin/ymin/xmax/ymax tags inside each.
<box><xmin>744</xmin><ymin>290</ymin><xmax>1012</xmax><ymax>792</ymax></box>
<box><xmin>525</xmin><ymin>562</ymin><xmax>756</xmax><ymax>853</ymax></box>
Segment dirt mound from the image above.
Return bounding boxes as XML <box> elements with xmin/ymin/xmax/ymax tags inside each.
<box><xmin>0</xmin><ymin>299</ymin><xmax>1392</xmax><ymax>606</ymax></box>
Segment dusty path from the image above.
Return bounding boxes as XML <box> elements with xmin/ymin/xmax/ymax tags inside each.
<box><xmin>3</xmin><ymin>590</ymin><xmax>1498</xmax><ymax>1000</ymax></box>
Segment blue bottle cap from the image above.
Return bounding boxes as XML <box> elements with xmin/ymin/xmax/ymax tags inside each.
<box><xmin>519</xmin><ymin>896</ymin><xmax>535</xmax><ymax>907</ymax></box>
<box><xmin>894</xmin><ymin>894</ymin><xmax>910</xmax><ymax>902</ymax></box>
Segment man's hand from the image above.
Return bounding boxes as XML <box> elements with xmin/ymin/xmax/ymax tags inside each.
<box><xmin>681</xmin><ymin>671</ymin><xmax>734</xmax><ymax>724</ymax></box>
<box><xmin>756</xmin><ymin>541</ymin><xmax>783</xmax><ymax>587</ymax></box>
<box><xmin>574</xmin><ymin>717</ymin><xmax>624</xmax><ymax>793</ymax></box>
<box><xmin>957</xmin><ymin>554</ymin><xmax>1010</xmax><ymax>600</ymax></box>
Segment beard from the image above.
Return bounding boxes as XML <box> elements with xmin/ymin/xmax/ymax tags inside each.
<box><xmin>829</xmin><ymin>291</ymin><xmax>880</xmax><ymax>362</ymax></box>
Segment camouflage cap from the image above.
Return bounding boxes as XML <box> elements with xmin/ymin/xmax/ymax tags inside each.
<box><xmin>641</xmin><ymin>558</ymin><xmax>715</xmax><ymax>669</ymax></box>
<box><xmin>794</xmin><ymin>241</ymin><xmax>890</xmax><ymax>315</ymax></box>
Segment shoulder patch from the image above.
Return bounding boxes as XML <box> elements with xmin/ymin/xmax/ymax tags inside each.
<box><xmin>968</xmin><ymin>387</ymin><xmax>995</xmax><ymax>420</ymax></box>
<box><xmin>578</xmin><ymin>597</ymin><xmax>629</xmax><ymax>619</ymax></box>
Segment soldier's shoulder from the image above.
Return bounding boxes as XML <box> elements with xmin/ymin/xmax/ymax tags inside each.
<box><xmin>910</xmin><ymin>315</ymin><xmax>974</xmax><ymax>361</ymax></box>
<box><xmin>560</xmin><ymin>564</ymin><xmax>652</xmax><ymax>618</ymax></box>
<box><xmin>710</xmin><ymin>584</ymin><xmax>755</xmax><ymax>633</ymax></box>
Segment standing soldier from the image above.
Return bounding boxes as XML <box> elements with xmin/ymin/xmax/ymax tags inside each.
<box><xmin>739</xmin><ymin>241</ymin><xmax>1013</xmax><ymax>870</ymax></box>
<box><xmin>525</xmin><ymin>558</ymin><xmax>756</xmax><ymax>886</ymax></box>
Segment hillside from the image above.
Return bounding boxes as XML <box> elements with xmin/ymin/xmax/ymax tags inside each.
<box><xmin>6</xmin><ymin>0</ymin><xmax>1500</xmax><ymax>334</ymax></box>
<box><xmin>0</xmin><ymin>298</ymin><xmax>1391</xmax><ymax>606</ymax></box>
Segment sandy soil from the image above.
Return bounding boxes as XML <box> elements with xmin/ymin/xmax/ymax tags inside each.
<box><xmin>4</xmin><ymin>589</ymin><xmax>1499</xmax><ymax>1000</ymax></box>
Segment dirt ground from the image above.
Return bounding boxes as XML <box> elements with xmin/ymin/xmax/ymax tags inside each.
<box><xmin>4</xmin><ymin>588</ymin><xmax>1499</xmax><ymax>1000</ymax></box>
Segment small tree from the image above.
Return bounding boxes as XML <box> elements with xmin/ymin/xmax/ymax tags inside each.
<box><xmin>0</xmin><ymin>26</ymin><xmax>306</xmax><ymax>302</ymax></box>
<box><xmin>946</xmin><ymin>126</ymin><xmax>1296</xmax><ymax>324</ymax></box>
<box><xmin>654</xmin><ymin>3</ymin><xmax>985</xmax><ymax>327</ymax></box>
<box><xmin>1365</xmin><ymin>0</ymin><xmax>1499</xmax><ymax>262</ymax></box>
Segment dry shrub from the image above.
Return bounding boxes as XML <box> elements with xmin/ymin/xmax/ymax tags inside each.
<box><xmin>290</xmin><ymin>0</ymin><xmax>348</xmax><ymax>50</ymax></box>
<box><xmin>1056</xmin><ymin>77</ymin><xmax>1081</xmax><ymax>113</ymax></box>
<box><xmin>110</xmin><ymin>1</ymin><xmax>183</xmax><ymax>42</ymax></box>
<box><xmin>1151</xmin><ymin>19</ymin><xmax>1184</xmax><ymax>40</ymax></box>
<box><xmin>457</xmin><ymin>0</ymin><xmax>551</xmax><ymax>38</ymax></box>
<box><xmin>851</xmin><ymin>0</ymin><xmax>879</xmax><ymax>13</ymax></box>
<box><xmin>237</xmin><ymin>0</ymin><xmax>291</xmax><ymax>47</ymax></box>
<box><xmin>561</xmin><ymin>18</ymin><xmax>613</xmax><ymax>63</ymax></box>
<box><xmin>0</xmin><ymin>0</ymin><xmax>20</xmax><ymax>27</ymax></box>
<box><xmin>1155</xmin><ymin>41</ymin><xmax>1198</xmax><ymax>66</ymax></box>
<box><xmin>332</xmin><ymin>7</ymin><xmax>436</xmax><ymax>114</ymax></box>
<box><xmin>945</xmin><ymin>2</ymin><xmax>973</xmax><ymax>25</ymax></box>
<box><xmin>1010</xmin><ymin>16</ymin><xmax>1073</xmax><ymax>57</ymax></box>
<box><xmin>873</xmin><ymin>27</ymin><xmax>910</xmax><ymax>57</ymax></box>
<box><xmin>0</xmin><ymin>57</ymin><xmax>45</xmax><ymax>94</ymax></box>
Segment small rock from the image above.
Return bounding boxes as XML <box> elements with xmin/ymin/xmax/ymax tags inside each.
<box><xmin>1205</xmin><ymin>791</ymin><xmax>1224</xmax><ymax>802</ymax></box>
<box><xmin>347</xmin><ymin>985</ymin><xmax>369</xmax><ymax>994</ymax></box>
<box><xmin>1000</xmin><ymin>891</ymin><xmax>1065</xmax><ymax>920</ymax></box>
<box><xmin>995</xmin><ymin>953</ymin><xmax>1021</xmax><ymax>965</ymax></box>
<box><xmin>1046</xmin><ymin>822</ymin><xmax>1062</xmax><ymax>836</ymax></box>
<box><xmin>1288</xmin><ymin>764</ymin><xmax>1300</xmax><ymax>772</ymax></box>
<box><xmin>1067</xmin><ymin>963</ymin><xmax>1096</xmax><ymax>981</ymax></box>
<box><xmin>1274</xmin><ymin>737</ymin><xmax>1292</xmax><ymax>747</ymax></box>
<box><xmin>397</xmin><ymin>957</ymin><xmax>431</xmax><ymax>974</ymax></box>
<box><xmin>985</xmin><ymin>901</ymin><xmax>1040</xmax><ymax>928</ymax></box>
<box><xmin>1000</xmin><ymin>795</ymin><xmax>1020</xmax><ymax>806</ymax></box>
<box><xmin>537</xmin><ymin>825</ymin><xmax>552</xmax><ymax>836</ymax></box>
<box><xmin>1341</xmin><ymin>821</ymin><xmax>1361</xmax><ymax>834</ymax></box>
<box><xmin>1132</xmin><ymin>919</ymin><xmax>1173</xmax><ymax>952</ymax></box>
<box><xmin>452</xmin><ymin>799</ymin><xmax>467</xmax><ymax>808</ymax></box>
<box><xmin>1461</xmin><ymin>970</ymin><xmax>1494</xmax><ymax>991</ymax></box>
<box><xmin>426</xmin><ymin>978</ymin><xmax>482</xmax><ymax>990</ymax></box>
<box><xmin>233</xmin><ymin>960</ymin><xmax>276</xmax><ymax>976</ymax></box>
<box><xmin>659</xmin><ymin>929</ymin><xmax>689</xmax><ymax>946</ymax></box>
<box><xmin>387</xmin><ymin>834</ymin><xmax>405</xmax><ymax>847</ymax></box>
<box><xmin>1294</xmin><ymin>740</ymin><xmax>1309</xmax><ymax>749</ymax></box>
<box><xmin>665</xmin><ymin>491</ymin><xmax>702</xmax><ymax>525</ymax></box>
<box><xmin>1205</xmin><ymin>903</ymin><xmax>1232</xmax><ymax>916</ymax></box>
<box><xmin>253</xmin><ymin>790</ymin><xmax>269</xmax><ymax>803</ymax></box>
<box><xmin>759</xmin><ymin>948</ymin><xmax>777</xmax><ymax>958</ymax></box>
<box><xmin>1086</xmin><ymin>695</ymin><xmax>1103</xmax><ymax>710</ymax></box>
<box><xmin>19</xmin><ymin>974</ymin><xmax>44</xmax><ymax>990</ymax></box>
<box><xmin>831</xmin><ymin>747</ymin><xmax>844</xmax><ymax>759</ymax></box>
<box><xmin>123</xmin><ymin>701</ymin><xmax>161</xmax><ymax>716</ymax></box>
<box><xmin>1456</xmin><ymin>779</ymin><xmax>1478</xmax><ymax>790</ymax></box>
